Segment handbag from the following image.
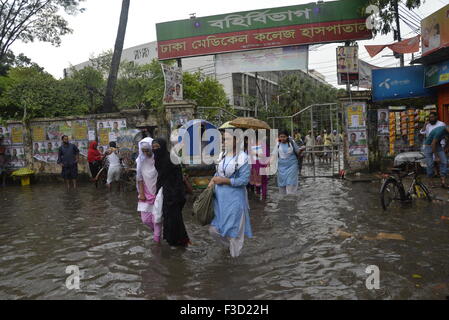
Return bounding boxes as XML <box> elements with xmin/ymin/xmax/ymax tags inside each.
<box><xmin>193</xmin><ymin>186</ymin><xmax>215</xmax><ymax>226</ymax></box>
<box><xmin>153</xmin><ymin>187</ymin><xmax>164</xmax><ymax>224</ymax></box>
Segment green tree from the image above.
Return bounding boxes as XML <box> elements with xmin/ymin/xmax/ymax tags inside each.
<box><xmin>0</xmin><ymin>66</ymin><xmax>88</xmax><ymax>120</ymax></box>
<box><xmin>277</xmin><ymin>74</ymin><xmax>338</xmax><ymax>116</ymax></box>
<box><xmin>0</xmin><ymin>0</ymin><xmax>86</xmax><ymax>63</ymax></box>
<box><xmin>368</xmin><ymin>0</ymin><xmax>423</xmax><ymax>36</ymax></box>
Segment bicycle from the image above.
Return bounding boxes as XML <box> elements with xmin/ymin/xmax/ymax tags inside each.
<box><xmin>380</xmin><ymin>152</ymin><xmax>432</xmax><ymax>211</ymax></box>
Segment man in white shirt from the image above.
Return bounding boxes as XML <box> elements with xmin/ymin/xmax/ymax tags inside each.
<box><xmin>420</xmin><ymin>112</ymin><xmax>447</xmax><ymax>178</ymax></box>
<box><xmin>420</xmin><ymin>112</ymin><xmax>446</xmax><ymax>146</ymax></box>
<box><xmin>105</xmin><ymin>141</ymin><xmax>122</xmax><ymax>191</ymax></box>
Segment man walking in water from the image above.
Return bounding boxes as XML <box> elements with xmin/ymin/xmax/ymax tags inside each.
<box><xmin>57</xmin><ymin>135</ymin><xmax>80</xmax><ymax>190</ymax></box>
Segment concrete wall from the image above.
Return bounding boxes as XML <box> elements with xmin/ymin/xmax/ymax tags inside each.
<box><xmin>2</xmin><ymin>106</ymin><xmax>195</xmax><ymax>178</ymax></box>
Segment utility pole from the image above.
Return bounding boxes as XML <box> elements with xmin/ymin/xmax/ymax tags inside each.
<box><xmin>393</xmin><ymin>0</ymin><xmax>404</xmax><ymax>67</ymax></box>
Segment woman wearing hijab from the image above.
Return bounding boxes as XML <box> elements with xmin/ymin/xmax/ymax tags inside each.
<box><xmin>208</xmin><ymin>131</ymin><xmax>252</xmax><ymax>258</ymax></box>
<box><xmin>136</xmin><ymin>138</ymin><xmax>161</xmax><ymax>243</ymax></box>
<box><xmin>87</xmin><ymin>141</ymin><xmax>104</xmax><ymax>187</ymax></box>
<box><xmin>276</xmin><ymin>129</ymin><xmax>300</xmax><ymax>195</ymax></box>
<box><xmin>152</xmin><ymin>138</ymin><xmax>190</xmax><ymax>247</ymax></box>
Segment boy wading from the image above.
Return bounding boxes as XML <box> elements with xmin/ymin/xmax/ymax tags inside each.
<box><xmin>57</xmin><ymin>135</ymin><xmax>80</xmax><ymax>190</ymax></box>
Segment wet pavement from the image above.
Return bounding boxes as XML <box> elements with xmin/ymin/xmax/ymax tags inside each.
<box><xmin>0</xmin><ymin>173</ymin><xmax>449</xmax><ymax>300</ymax></box>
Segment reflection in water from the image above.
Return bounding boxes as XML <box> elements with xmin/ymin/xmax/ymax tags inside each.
<box><xmin>0</xmin><ymin>176</ymin><xmax>448</xmax><ymax>299</ymax></box>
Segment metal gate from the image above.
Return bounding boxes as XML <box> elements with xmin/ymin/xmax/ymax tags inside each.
<box><xmin>268</xmin><ymin>103</ymin><xmax>344</xmax><ymax>178</ymax></box>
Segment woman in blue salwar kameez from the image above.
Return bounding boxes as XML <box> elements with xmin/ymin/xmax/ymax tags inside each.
<box><xmin>276</xmin><ymin>130</ymin><xmax>300</xmax><ymax>195</ymax></box>
<box><xmin>208</xmin><ymin>131</ymin><xmax>252</xmax><ymax>258</ymax></box>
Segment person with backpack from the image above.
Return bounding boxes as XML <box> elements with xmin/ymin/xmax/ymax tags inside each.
<box><xmin>275</xmin><ymin>129</ymin><xmax>301</xmax><ymax>195</ymax></box>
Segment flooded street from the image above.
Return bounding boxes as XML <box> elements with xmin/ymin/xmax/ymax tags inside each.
<box><xmin>1</xmin><ymin>174</ymin><xmax>449</xmax><ymax>300</ymax></box>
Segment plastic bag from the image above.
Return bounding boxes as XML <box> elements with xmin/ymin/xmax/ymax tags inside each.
<box><xmin>193</xmin><ymin>186</ymin><xmax>215</xmax><ymax>226</ymax></box>
<box><xmin>153</xmin><ymin>187</ymin><xmax>164</xmax><ymax>224</ymax></box>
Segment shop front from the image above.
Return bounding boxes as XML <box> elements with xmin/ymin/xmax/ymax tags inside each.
<box><xmin>371</xmin><ymin>65</ymin><xmax>437</xmax><ymax>170</ymax></box>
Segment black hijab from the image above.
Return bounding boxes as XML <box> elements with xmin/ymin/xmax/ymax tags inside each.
<box><xmin>152</xmin><ymin>138</ymin><xmax>185</xmax><ymax>200</ymax></box>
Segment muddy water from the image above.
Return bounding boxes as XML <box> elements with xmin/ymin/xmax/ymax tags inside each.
<box><xmin>0</xmin><ymin>176</ymin><xmax>448</xmax><ymax>300</ymax></box>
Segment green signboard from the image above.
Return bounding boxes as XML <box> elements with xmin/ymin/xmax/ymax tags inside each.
<box><xmin>156</xmin><ymin>0</ymin><xmax>370</xmax><ymax>41</ymax></box>
<box><xmin>156</xmin><ymin>0</ymin><xmax>372</xmax><ymax>60</ymax></box>
<box><xmin>424</xmin><ymin>60</ymin><xmax>449</xmax><ymax>88</ymax></box>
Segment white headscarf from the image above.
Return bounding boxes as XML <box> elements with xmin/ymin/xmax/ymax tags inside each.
<box><xmin>136</xmin><ymin>137</ymin><xmax>158</xmax><ymax>195</ymax></box>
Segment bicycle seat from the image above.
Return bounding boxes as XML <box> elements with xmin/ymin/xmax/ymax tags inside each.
<box><xmin>394</xmin><ymin>152</ymin><xmax>425</xmax><ymax>167</ymax></box>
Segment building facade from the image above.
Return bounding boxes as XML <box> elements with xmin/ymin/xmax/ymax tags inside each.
<box><xmin>64</xmin><ymin>41</ymin><xmax>332</xmax><ymax>115</ymax></box>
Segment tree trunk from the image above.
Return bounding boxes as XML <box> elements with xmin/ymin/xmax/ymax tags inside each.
<box><xmin>102</xmin><ymin>0</ymin><xmax>131</xmax><ymax>113</ymax></box>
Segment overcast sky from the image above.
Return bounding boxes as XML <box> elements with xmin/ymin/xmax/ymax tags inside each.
<box><xmin>9</xmin><ymin>0</ymin><xmax>449</xmax><ymax>87</ymax></box>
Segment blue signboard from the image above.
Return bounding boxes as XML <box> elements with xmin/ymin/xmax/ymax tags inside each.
<box><xmin>424</xmin><ymin>60</ymin><xmax>449</xmax><ymax>88</ymax></box>
<box><xmin>372</xmin><ymin>65</ymin><xmax>435</xmax><ymax>102</ymax></box>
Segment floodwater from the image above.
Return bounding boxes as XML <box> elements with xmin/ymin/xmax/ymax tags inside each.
<box><xmin>1</xmin><ymin>168</ymin><xmax>449</xmax><ymax>300</ymax></box>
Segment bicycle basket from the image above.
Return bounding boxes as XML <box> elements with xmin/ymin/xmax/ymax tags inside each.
<box><xmin>393</xmin><ymin>152</ymin><xmax>426</xmax><ymax>169</ymax></box>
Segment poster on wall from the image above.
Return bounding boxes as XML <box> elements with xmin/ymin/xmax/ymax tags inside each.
<box><xmin>10</xmin><ymin>125</ymin><xmax>24</xmax><ymax>145</ymax></box>
<box><xmin>6</xmin><ymin>146</ymin><xmax>25</xmax><ymax>168</ymax></box>
<box><xmin>73</xmin><ymin>141</ymin><xmax>88</xmax><ymax>157</ymax></box>
<box><xmin>32</xmin><ymin>120</ymin><xmax>90</xmax><ymax>162</ymax></box>
<box><xmin>161</xmin><ymin>64</ymin><xmax>183</xmax><ymax>103</ymax></box>
<box><xmin>0</xmin><ymin>126</ymin><xmax>11</xmax><ymax>145</ymax></box>
<box><xmin>96</xmin><ymin>119</ymin><xmax>127</xmax><ymax>151</ymax></box>
<box><xmin>31</xmin><ymin>125</ymin><xmax>46</xmax><ymax>142</ymax></box>
<box><xmin>377</xmin><ymin>109</ymin><xmax>389</xmax><ymax>135</ymax></box>
<box><xmin>348</xmin><ymin>130</ymin><xmax>368</xmax><ymax>161</ymax></box>
<box><xmin>72</xmin><ymin>120</ymin><xmax>88</xmax><ymax>141</ymax></box>
<box><xmin>346</xmin><ymin>103</ymin><xmax>366</xmax><ymax>130</ymax></box>
<box><xmin>33</xmin><ymin>141</ymin><xmax>62</xmax><ymax>163</ymax></box>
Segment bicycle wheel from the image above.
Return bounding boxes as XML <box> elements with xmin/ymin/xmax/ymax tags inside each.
<box><xmin>380</xmin><ymin>178</ymin><xmax>406</xmax><ymax>211</ymax></box>
<box><xmin>413</xmin><ymin>182</ymin><xmax>432</xmax><ymax>202</ymax></box>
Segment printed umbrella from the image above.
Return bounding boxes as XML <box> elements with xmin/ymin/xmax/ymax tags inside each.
<box><xmin>229</xmin><ymin>117</ymin><xmax>271</xmax><ymax>130</ymax></box>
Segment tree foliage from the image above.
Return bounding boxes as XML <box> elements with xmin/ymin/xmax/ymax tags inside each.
<box><xmin>276</xmin><ymin>73</ymin><xmax>339</xmax><ymax>116</ymax></box>
<box><xmin>0</xmin><ymin>57</ymin><xmax>230</xmax><ymax>122</ymax></box>
<box><xmin>0</xmin><ymin>0</ymin><xmax>86</xmax><ymax>63</ymax></box>
<box><xmin>368</xmin><ymin>0</ymin><xmax>423</xmax><ymax>37</ymax></box>
<box><xmin>0</xmin><ymin>66</ymin><xmax>88</xmax><ymax>120</ymax></box>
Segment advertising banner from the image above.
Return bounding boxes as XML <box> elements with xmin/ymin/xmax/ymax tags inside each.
<box><xmin>161</xmin><ymin>64</ymin><xmax>183</xmax><ymax>103</ymax></box>
<box><xmin>156</xmin><ymin>0</ymin><xmax>372</xmax><ymax>60</ymax></box>
<box><xmin>372</xmin><ymin>65</ymin><xmax>435</xmax><ymax>102</ymax></box>
<box><xmin>358</xmin><ymin>59</ymin><xmax>381</xmax><ymax>89</ymax></box>
<box><xmin>424</xmin><ymin>59</ymin><xmax>449</xmax><ymax>88</ymax></box>
<box><xmin>215</xmin><ymin>45</ymin><xmax>308</xmax><ymax>74</ymax></box>
<box><xmin>422</xmin><ymin>4</ymin><xmax>449</xmax><ymax>57</ymax></box>
<box><xmin>337</xmin><ymin>46</ymin><xmax>359</xmax><ymax>85</ymax></box>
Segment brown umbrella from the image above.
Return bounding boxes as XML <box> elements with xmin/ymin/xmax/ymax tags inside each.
<box><xmin>229</xmin><ymin>117</ymin><xmax>271</xmax><ymax>130</ymax></box>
